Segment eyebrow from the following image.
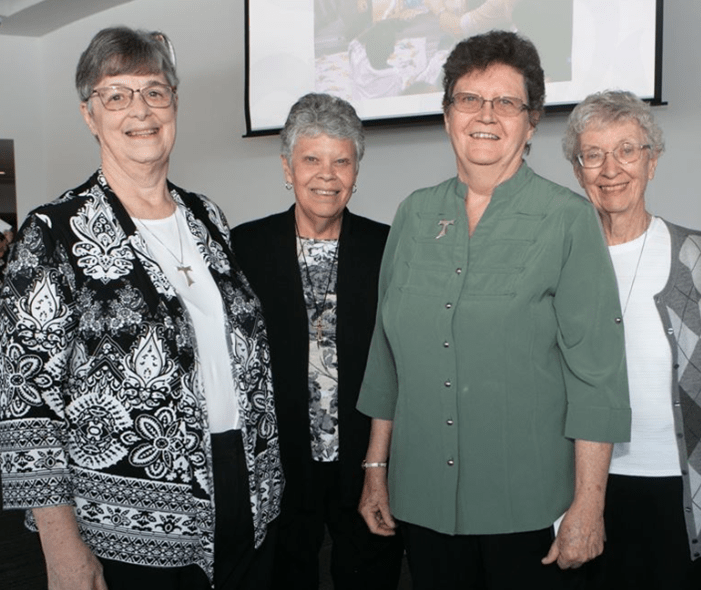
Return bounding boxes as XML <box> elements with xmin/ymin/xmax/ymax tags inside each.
<box><xmin>99</xmin><ymin>78</ymin><xmax>168</xmax><ymax>87</ymax></box>
<box><xmin>579</xmin><ymin>138</ymin><xmax>640</xmax><ymax>149</ymax></box>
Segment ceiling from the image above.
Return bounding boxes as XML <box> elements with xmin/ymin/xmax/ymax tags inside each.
<box><xmin>0</xmin><ymin>0</ymin><xmax>134</xmax><ymax>37</ymax></box>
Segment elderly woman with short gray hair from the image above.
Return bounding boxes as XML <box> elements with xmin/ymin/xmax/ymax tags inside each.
<box><xmin>231</xmin><ymin>93</ymin><xmax>403</xmax><ymax>590</ymax></box>
<box><xmin>563</xmin><ymin>89</ymin><xmax>701</xmax><ymax>589</ymax></box>
<box><xmin>0</xmin><ymin>26</ymin><xmax>282</xmax><ymax>590</ymax></box>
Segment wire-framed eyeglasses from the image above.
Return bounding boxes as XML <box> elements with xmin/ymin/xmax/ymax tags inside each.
<box><xmin>90</xmin><ymin>84</ymin><xmax>176</xmax><ymax>111</ymax></box>
<box><xmin>576</xmin><ymin>143</ymin><xmax>651</xmax><ymax>168</ymax></box>
<box><xmin>449</xmin><ymin>92</ymin><xmax>529</xmax><ymax>117</ymax></box>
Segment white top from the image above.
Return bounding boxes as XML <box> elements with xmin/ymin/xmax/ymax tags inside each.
<box><xmin>608</xmin><ymin>216</ymin><xmax>680</xmax><ymax>476</ymax></box>
<box><xmin>135</xmin><ymin>208</ymin><xmax>240</xmax><ymax>433</ymax></box>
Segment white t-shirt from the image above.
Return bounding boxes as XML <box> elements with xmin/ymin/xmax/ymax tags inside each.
<box><xmin>608</xmin><ymin>216</ymin><xmax>680</xmax><ymax>476</ymax></box>
<box><xmin>135</xmin><ymin>208</ymin><xmax>240</xmax><ymax>433</ymax></box>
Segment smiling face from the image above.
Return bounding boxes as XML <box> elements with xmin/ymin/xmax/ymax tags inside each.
<box><xmin>574</xmin><ymin>119</ymin><xmax>658</xmax><ymax>220</ymax></box>
<box><xmin>282</xmin><ymin>133</ymin><xmax>358</xmax><ymax>238</ymax></box>
<box><xmin>444</xmin><ymin>63</ymin><xmax>535</xmax><ymax>184</ymax></box>
<box><xmin>80</xmin><ymin>72</ymin><xmax>177</xmax><ymax>177</ymax></box>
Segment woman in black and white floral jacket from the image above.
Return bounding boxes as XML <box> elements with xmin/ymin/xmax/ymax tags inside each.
<box><xmin>0</xmin><ymin>27</ymin><xmax>282</xmax><ymax>590</ymax></box>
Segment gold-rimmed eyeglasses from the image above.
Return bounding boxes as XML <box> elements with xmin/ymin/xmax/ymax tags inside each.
<box><xmin>449</xmin><ymin>92</ymin><xmax>529</xmax><ymax>117</ymax></box>
<box><xmin>90</xmin><ymin>84</ymin><xmax>176</xmax><ymax>111</ymax></box>
<box><xmin>576</xmin><ymin>143</ymin><xmax>651</xmax><ymax>168</ymax></box>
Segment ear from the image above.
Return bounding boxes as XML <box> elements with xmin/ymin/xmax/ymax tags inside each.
<box><xmin>528</xmin><ymin>109</ymin><xmax>541</xmax><ymax>127</ymax></box>
<box><xmin>526</xmin><ymin>123</ymin><xmax>536</xmax><ymax>143</ymax></box>
<box><xmin>80</xmin><ymin>102</ymin><xmax>98</xmax><ymax>137</ymax></box>
<box><xmin>573</xmin><ymin>163</ymin><xmax>586</xmax><ymax>189</ymax></box>
<box><xmin>281</xmin><ymin>155</ymin><xmax>293</xmax><ymax>184</ymax></box>
<box><xmin>647</xmin><ymin>154</ymin><xmax>659</xmax><ymax>181</ymax></box>
<box><xmin>525</xmin><ymin>111</ymin><xmax>539</xmax><ymax>143</ymax></box>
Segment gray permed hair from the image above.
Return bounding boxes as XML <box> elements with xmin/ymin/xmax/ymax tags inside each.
<box><xmin>76</xmin><ymin>26</ymin><xmax>178</xmax><ymax>104</ymax></box>
<box><xmin>562</xmin><ymin>90</ymin><xmax>664</xmax><ymax>164</ymax></box>
<box><xmin>280</xmin><ymin>93</ymin><xmax>365</xmax><ymax>170</ymax></box>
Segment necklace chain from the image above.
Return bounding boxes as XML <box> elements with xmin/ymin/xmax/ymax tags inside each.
<box><xmin>296</xmin><ymin>222</ymin><xmax>339</xmax><ymax>346</ymax></box>
<box><xmin>129</xmin><ymin>199</ymin><xmax>195</xmax><ymax>286</ymax></box>
<box><xmin>622</xmin><ymin>214</ymin><xmax>652</xmax><ymax>317</ymax></box>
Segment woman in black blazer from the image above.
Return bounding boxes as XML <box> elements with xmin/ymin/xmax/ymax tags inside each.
<box><xmin>231</xmin><ymin>93</ymin><xmax>402</xmax><ymax>590</ymax></box>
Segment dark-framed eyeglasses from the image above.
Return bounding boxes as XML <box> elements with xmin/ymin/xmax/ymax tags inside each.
<box><xmin>449</xmin><ymin>92</ymin><xmax>529</xmax><ymax>117</ymax></box>
<box><xmin>89</xmin><ymin>83</ymin><xmax>176</xmax><ymax>111</ymax></box>
<box><xmin>576</xmin><ymin>143</ymin><xmax>651</xmax><ymax>168</ymax></box>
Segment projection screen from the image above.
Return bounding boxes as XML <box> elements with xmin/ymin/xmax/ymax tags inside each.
<box><xmin>245</xmin><ymin>0</ymin><xmax>663</xmax><ymax>135</ymax></box>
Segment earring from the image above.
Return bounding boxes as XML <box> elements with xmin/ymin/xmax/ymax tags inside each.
<box><xmin>352</xmin><ymin>184</ymin><xmax>358</xmax><ymax>193</ymax></box>
<box><xmin>285</xmin><ymin>182</ymin><xmax>292</xmax><ymax>191</ymax></box>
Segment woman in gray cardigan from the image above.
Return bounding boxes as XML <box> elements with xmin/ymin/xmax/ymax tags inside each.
<box><xmin>564</xmin><ymin>89</ymin><xmax>701</xmax><ymax>589</ymax></box>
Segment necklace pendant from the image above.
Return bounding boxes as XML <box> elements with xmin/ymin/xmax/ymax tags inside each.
<box><xmin>178</xmin><ymin>264</ymin><xmax>195</xmax><ymax>286</ymax></box>
<box><xmin>316</xmin><ymin>317</ymin><xmax>323</xmax><ymax>344</ymax></box>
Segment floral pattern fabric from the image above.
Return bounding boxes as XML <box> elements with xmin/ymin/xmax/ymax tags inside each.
<box><xmin>0</xmin><ymin>170</ymin><xmax>282</xmax><ymax>583</ymax></box>
<box><xmin>297</xmin><ymin>238</ymin><xmax>339</xmax><ymax>462</ymax></box>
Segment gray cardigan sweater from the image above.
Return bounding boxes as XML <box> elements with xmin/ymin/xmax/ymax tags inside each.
<box><xmin>657</xmin><ymin>219</ymin><xmax>701</xmax><ymax>559</ymax></box>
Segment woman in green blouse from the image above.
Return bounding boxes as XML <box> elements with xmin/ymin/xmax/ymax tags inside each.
<box><xmin>357</xmin><ymin>30</ymin><xmax>630</xmax><ymax>589</ymax></box>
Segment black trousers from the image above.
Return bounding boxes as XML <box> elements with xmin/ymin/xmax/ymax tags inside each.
<box><xmin>586</xmin><ymin>474</ymin><xmax>701</xmax><ymax>590</ymax></box>
<box><xmin>401</xmin><ymin>520</ymin><xmax>585</xmax><ymax>590</ymax></box>
<box><xmin>100</xmin><ymin>430</ymin><xmax>276</xmax><ymax>590</ymax></box>
<box><xmin>272</xmin><ymin>460</ymin><xmax>403</xmax><ymax>590</ymax></box>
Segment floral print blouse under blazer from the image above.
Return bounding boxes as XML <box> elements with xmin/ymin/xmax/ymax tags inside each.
<box><xmin>0</xmin><ymin>170</ymin><xmax>283</xmax><ymax>583</ymax></box>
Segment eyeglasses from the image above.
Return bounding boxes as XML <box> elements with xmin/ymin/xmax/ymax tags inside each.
<box><xmin>576</xmin><ymin>143</ymin><xmax>651</xmax><ymax>168</ymax></box>
<box><xmin>90</xmin><ymin>84</ymin><xmax>176</xmax><ymax>111</ymax></box>
<box><xmin>449</xmin><ymin>92</ymin><xmax>529</xmax><ymax>117</ymax></box>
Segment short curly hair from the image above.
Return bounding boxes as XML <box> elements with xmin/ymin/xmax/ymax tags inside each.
<box><xmin>442</xmin><ymin>30</ymin><xmax>545</xmax><ymax>128</ymax></box>
<box><xmin>562</xmin><ymin>90</ymin><xmax>665</xmax><ymax>164</ymax></box>
<box><xmin>280</xmin><ymin>93</ymin><xmax>365</xmax><ymax>170</ymax></box>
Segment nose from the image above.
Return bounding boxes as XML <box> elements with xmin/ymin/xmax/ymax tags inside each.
<box><xmin>128</xmin><ymin>90</ymin><xmax>151</xmax><ymax>116</ymax></box>
<box><xmin>478</xmin><ymin>99</ymin><xmax>496</xmax><ymax>122</ymax></box>
<box><xmin>599</xmin><ymin>151</ymin><xmax>620</xmax><ymax>177</ymax></box>
<box><xmin>318</xmin><ymin>159</ymin><xmax>336</xmax><ymax>179</ymax></box>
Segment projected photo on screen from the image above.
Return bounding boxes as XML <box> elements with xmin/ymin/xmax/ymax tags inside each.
<box><xmin>314</xmin><ymin>1</ymin><xmax>572</xmax><ymax>103</ymax></box>
<box><xmin>246</xmin><ymin>0</ymin><xmax>662</xmax><ymax>135</ymax></box>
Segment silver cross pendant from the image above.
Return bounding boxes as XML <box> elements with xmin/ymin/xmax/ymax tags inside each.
<box><xmin>178</xmin><ymin>264</ymin><xmax>195</xmax><ymax>286</ymax></box>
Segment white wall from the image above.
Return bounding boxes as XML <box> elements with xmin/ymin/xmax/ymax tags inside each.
<box><xmin>1</xmin><ymin>0</ymin><xmax>699</xmax><ymax>228</ymax></box>
<box><xmin>0</xmin><ymin>34</ymin><xmax>45</xmax><ymax>220</ymax></box>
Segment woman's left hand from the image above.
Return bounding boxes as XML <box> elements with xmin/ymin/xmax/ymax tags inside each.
<box><xmin>541</xmin><ymin>505</ymin><xmax>604</xmax><ymax>569</ymax></box>
<box><xmin>542</xmin><ymin>439</ymin><xmax>612</xmax><ymax>569</ymax></box>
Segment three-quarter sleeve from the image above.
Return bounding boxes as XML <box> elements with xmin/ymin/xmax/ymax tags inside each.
<box><xmin>356</xmin><ymin>203</ymin><xmax>407</xmax><ymax>420</ymax></box>
<box><xmin>555</xmin><ymin>204</ymin><xmax>631</xmax><ymax>442</ymax></box>
<box><xmin>0</xmin><ymin>214</ymin><xmax>77</xmax><ymax>509</ymax></box>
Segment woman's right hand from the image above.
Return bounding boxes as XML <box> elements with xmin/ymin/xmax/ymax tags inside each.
<box><xmin>358</xmin><ymin>467</ymin><xmax>397</xmax><ymax>536</ymax></box>
<box><xmin>34</xmin><ymin>505</ymin><xmax>109</xmax><ymax>590</ymax></box>
<box><xmin>44</xmin><ymin>538</ymin><xmax>108</xmax><ymax>590</ymax></box>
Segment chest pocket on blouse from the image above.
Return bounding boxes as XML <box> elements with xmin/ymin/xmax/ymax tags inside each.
<box><xmin>397</xmin><ymin>212</ymin><xmax>464</xmax><ymax>298</ymax></box>
<box><xmin>462</xmin><ymin>240</ymin><xmax>528</xmax><ymax>298</ymax></box>
<box><xmin>463</xmin><ymin>212</ymin><xmax>542</xmax><ymax>298</ymax></box>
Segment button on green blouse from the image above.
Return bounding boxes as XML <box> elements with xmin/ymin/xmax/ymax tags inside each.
<box><xmin>358</xmin><ymin>163</ymin><xmax>631</xmax><ymax>535</ymax></box>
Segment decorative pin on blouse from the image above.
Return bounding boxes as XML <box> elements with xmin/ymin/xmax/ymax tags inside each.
<box><xmin>436</xmin><ymin>219</ymin><xmax>455</xmax><ymax>239</ymax></box>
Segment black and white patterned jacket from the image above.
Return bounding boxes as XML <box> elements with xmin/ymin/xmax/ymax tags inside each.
<box><xmin>0</xmin><ymin>170</ymin><xmax>282</xmax><ymax>582</ymax></box>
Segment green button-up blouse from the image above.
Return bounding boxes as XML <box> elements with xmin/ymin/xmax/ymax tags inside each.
<box><xmin>357</xmin><ymin>162</ymin><xmax>631</xmax><ymax>535</ymax></box>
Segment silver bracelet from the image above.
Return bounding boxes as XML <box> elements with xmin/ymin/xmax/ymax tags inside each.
<box><xmin>361</xmin><ymin>460</ymin><xmax>388</xmax><ymax>469</ymax></box>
